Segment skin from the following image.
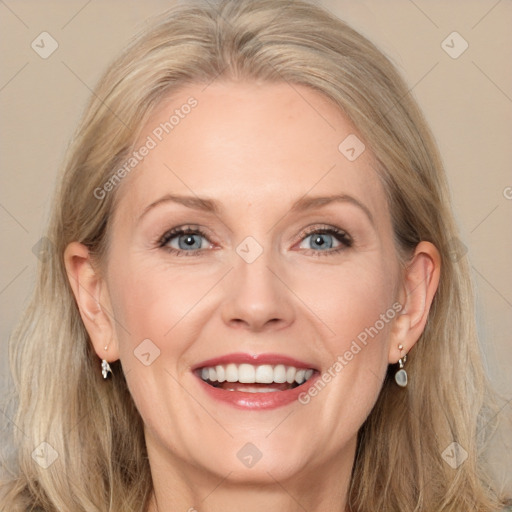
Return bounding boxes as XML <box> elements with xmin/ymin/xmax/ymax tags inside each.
<box><xmin>65</xmin><ymin>81</ymin><xmax>440</xmax><ymax>512</ymax></box>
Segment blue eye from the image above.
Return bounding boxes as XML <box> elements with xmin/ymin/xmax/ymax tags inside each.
<box><xmin>298</xmin><ymin>228</ymin><xmax>352</xmax><ymax>253</ymax></box>
<box><xmin>159</xmin><ymin>227</ymin><xmax>211</xmax><ymax>255</ymax></box>
<box><xmin>172</xmin><ymin>233</ymin><xmax>205</xmax><ymax>250</ymax></box>
<box><xmin>301</xmin><ymin>233</ymin><xmax>337</xmax><ymax>250</ymax></box>
<box><xmin>158</xmin><ymin>225</ymin><xmax>352</xmax><ymax>257</ymax></box>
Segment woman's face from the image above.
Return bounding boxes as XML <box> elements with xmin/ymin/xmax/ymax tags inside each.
<box><xmin>103</xmin><ymin>81</ymin><xmax>403</xmax><ymax>485</ymax></box>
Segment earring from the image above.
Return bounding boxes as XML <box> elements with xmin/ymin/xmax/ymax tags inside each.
<box><xmin>101</xmin><ymin>359</ymin><xmax>112</xmax><ymax>379</ymax></box>
<box><xmin>394</xmin><ymin>344</ymin><xmax>408</xmax><ymax>387</ymax></box>
<box><xmin>101</xmin><ymin>344</ymin><xmax>112</xmax><ymax>379</ymax></box>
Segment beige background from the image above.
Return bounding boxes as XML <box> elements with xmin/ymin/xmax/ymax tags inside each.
<box><xmin>1</xmin><ymin>0</ymin><xmax>511</xmax><ymax>492</ymax></box>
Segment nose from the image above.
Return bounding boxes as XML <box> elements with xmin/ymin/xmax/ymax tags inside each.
<box><xmin>220</xmin><ymin>248</ymin><xmax>295</xmax><ymax>332</ymax></box>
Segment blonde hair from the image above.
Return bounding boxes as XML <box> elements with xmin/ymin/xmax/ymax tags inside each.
<box><xmin>1</xmin><ymin>0</ymin><xmax>506</xmax><ymax>510</ymax></box>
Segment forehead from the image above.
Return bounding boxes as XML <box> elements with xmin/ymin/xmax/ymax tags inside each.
<box><xmin>113</xmin><ymin>80</ymin><xmax>388</xmax><ymax>224</ymax></box>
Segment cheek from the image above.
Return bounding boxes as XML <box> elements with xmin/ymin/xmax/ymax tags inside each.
<box><xmin>288</xmin><ymin>255</ymin><xmax>398</xmax><ymax>353</ymax></box>
<box><xmin>107</xmin><ymin>259</ymin><xmax>218</xmax><ymax>353</ymax></box>
<box><xmin>105</xmin><ymin>261</ymin><xmax>201</xmax><ymax>434</ymax></box>
<box><xmin>290</xmin><ymin>255</ymin><xmax>398</xmax><ymax>413</ymax></box>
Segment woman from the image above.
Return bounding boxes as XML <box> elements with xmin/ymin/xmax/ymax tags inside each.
<box><xmin>1</xmin><ymin>0</ymin><xmax>508</xmax><ymax>510</ymax></box>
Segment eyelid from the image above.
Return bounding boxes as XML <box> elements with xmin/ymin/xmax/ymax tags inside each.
<box><xmin>156</xmin><ymin>226</ymin><xmax>216</xmax><ymax>257</ymax></box>
<box><xmin>156</xmin><ymin>223</ymin><xmax>353</xmax><ymax>256</ymax></box>
<box><xmin>157</xmin><ymin>225</ymin><xmax>213</xmax><ymax>246</ymax></box>
<box><xmin>293</xmin><ymin>224</ymin><xmax>353</xmax><ymax>247</ymax></box>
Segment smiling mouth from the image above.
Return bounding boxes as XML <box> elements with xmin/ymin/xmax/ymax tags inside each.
<box><xmin>197</xmin><ymin>363</ymin><xmax>316</xmax><ymax>393</ymax></box>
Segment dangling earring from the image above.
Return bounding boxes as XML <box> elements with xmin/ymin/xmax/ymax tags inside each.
<box><xmin>101</xmin><ymin>359</ymin><xmax>112</xmax><ymax>379</ymax></box>
<box><xmin>101</xmin><ymin>344</ymin><xmax>112</xmax><ymax>379</ymax></box>
<box><xmin>394</xmin><ymin>344</ymin><xmax>408</xmax><ymax>387</ymax></box>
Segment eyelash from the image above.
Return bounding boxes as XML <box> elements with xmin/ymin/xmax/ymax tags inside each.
<box><xmin>157</xmin><ymin>225</ymin><xmax>353</xmax><ymax>257</ymax></box>
<box><xmin>157</xmin><ymin>226</ymin><xmax>213</xmax><ymax>257</ymax></box>
<box><xmin>299</xmin><ymin>225</ymin><xmax>353</xmax><ymax>256</ymax></box>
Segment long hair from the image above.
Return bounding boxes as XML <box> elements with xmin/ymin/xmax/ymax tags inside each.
<box><xmin>1</xmin><ymin>0</ymin><xmax>506</xmax><ymax>510</ymax></box>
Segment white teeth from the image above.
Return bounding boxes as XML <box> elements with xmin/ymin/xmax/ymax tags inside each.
<box><xmin>294</xmin><ymin>369</ymin><xmax>306</xmax><ymax>384</ymax></box>
<box><xmin>225</xmin><ymin>363</ymin><xmax>238</xmax><ymax>382</ymax></box>
<box><xmin>238</xmin><ymin>364</ymin><xmax>255</xmax><ymax>383</ymax></box>
<box><xmin>286</xmin><ymin>366</ymin><xmax>296</xmax><ymax>384</ymax></box>
<box><xmin>198</xmin><ymin>363</ymin><xmax>315</xmax><ymax>385</ymax></box>
<box><xmin>273</xmin><ymin>364</ymin><xmax>287</xmax><ymax>383</ymax></box>
<box><xmin>234</xmin><ymin>386</ymin><xmax>283</xmax><ymax>393</ymax></box>
<box><xmin>255</xmin><ymin>364</ymin><xmax>274</xmax><ymax>384</ymax></box>
<box><xmin>216</xmin><ymin>365</ymin><xmax>225</xmax><ymax>382</ymax></box>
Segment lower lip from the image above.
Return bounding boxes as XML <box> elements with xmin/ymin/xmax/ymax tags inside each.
<box><xmin>195</xmin><ymin>374</ymin><xmax>319</xmax><ymax>410</ymax></box>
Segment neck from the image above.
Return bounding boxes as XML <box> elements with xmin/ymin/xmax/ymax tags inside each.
<box><xmin>145</xmin><ymin>437</ymin><xmax>355</xmax><ymax>512</ymax></box>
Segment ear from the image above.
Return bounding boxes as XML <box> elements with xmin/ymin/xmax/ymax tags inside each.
<box><xmin>388</xmin><ymin>241</ymin><xmax>441</xmax><ymax>363</ymax></box>
<box><xmin>64</xmin><ymin>241</ymin><xmax>119</xmax><ymax>363</ymax></box>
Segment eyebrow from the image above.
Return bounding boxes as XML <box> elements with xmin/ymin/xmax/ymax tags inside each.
<box><xmin>289</xmin><ymin>194</ymin><xmax>374</xmax><ymax>225</ymax></box>
<box><xmin>139</xmin><ymin>194</ymin><xmax>221</xmax><ymax>222</ymax></box>
<box><xmin>138</xmin><ymin>193</ymin><xmax>374</xmax><ymax>225</ymax></box>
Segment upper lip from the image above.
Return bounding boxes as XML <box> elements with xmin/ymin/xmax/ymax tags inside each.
<box><xmin>191</xmin><ymin>352</ymin><xmax>318</xmax><ymax>371</ymax></box>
